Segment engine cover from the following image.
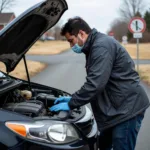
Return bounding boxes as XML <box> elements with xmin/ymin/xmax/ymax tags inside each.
<box><xmin>3</xmin><ymin>101</ymin><xmax>46</xmax><ymax>117</ymax></box>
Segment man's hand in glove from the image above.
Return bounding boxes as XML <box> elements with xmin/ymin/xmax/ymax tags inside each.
<box><xmin>54</xmin><ymin>96</ymin><xmax>71</xmax><ymax>104</ymax></box>
<box><xmin>50</xmin><ymin>102</ymin><xmax>70</xmax><ymax>112</ymax></box>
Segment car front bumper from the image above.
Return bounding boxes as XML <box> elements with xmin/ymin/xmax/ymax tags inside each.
<box><xmin>10</xmin><ymin>120</ymin><xmax>98</xmax><ymax>150</ymax></box>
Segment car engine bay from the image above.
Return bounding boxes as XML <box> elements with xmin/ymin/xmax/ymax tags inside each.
<box><xmin>0</xmin><ymin>77</ymin><xmax>85</xmax><ymax>122</ymax></box>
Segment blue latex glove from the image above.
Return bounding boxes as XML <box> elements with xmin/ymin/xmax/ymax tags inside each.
<box><xmin>54</xmin><ymin>96</ymin><xmax>71</xmax><ymax>104</ymax></box>
<box><xmin>50</xmin><ymin>102</ymin><xmax>70</xmax><ymax>112</ymax></box>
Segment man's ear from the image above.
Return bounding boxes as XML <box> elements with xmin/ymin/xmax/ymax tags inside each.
<box><xmin>79</xmin><ymin>30</ymin><xmax>85</xmax><ymax>37</ymax></box>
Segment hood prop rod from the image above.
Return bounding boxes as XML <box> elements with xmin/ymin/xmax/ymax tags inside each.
<box><xmin>23</xmin><ymin>55</ymin><xmax>32</xmax><ymax>90</ymax></box>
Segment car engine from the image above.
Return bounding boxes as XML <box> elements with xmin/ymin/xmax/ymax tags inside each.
<box><xmin>0</xmin><ymin>85</ymin><xmax>84</xmax><ymax>122</ymax></box>
<box><xmin>3</xmin><ymin>100</ymin><xmax>47</xmax><ymax>117</ymax></box>
<box><xmin>2</xmin><ymin>88</ymin><xmax>64</xmax><ymax>116</ymax></box>
<box><xmin>0</xmin><ymin>76</ymin><xmax>85</xmax><ymax>121</ymax></box>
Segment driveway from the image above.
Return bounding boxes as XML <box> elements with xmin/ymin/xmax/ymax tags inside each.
<box><xmin>27</xmin><ymin>50</ymin><xmax>150</xmax><ymax>150</ymax></box>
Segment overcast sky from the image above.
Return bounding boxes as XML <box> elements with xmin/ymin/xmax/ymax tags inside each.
<box><xmin>10</xmin><ymin>0</ymin><xmax>150</xmax><ymax>33</ymax></box>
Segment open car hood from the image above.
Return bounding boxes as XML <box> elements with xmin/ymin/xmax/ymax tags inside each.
<box><xmin>0</xmin><ymin>0</ymin><xmax>68</xmax><ymax>72</ymax></box>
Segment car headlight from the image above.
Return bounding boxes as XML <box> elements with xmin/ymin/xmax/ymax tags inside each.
<box><xmin>5</xmin><ymin>121</ymin><xmax>79</xmax><ymax>144</ymax></box>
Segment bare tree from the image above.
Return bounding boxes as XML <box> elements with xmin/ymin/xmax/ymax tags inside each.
<box><xmin>119</xmin><ymin>0</ymin><xmax>145</xmax><ymax>22</ymax></box>
<box><xmin>53</xmin><ymin>20</ymin><xmax>64</xmax><ymax>40</ymax></box>
<box><xmin>0</xmin><ymin>0</ymin><xmax>16</xmax><ymax>13</ymax></box>
<box><xmin>108</xmin><ymin>19</ymin><xmax>128</xmax><ymax>41</ymax></box>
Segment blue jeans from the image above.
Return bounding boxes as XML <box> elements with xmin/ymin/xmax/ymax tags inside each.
<box><xmin>98</xmin><ymin>112</ymin><xmax>145</xmax><ymax>150</ymax></box>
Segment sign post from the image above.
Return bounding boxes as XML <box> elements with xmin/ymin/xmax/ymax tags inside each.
<box><xmin>137</xmin><ymin>38</ymin><xmax>139</xmax><ymax>71</ymax></box>
<box><xmin>128</xmin><ymin>17</ymin><xmax>146</xmax><ymax>72</ymax></box>
<box><xmin>122</xmin><ymin>36</ymin><xmax>128</xmax><ymax>47</ymax></box>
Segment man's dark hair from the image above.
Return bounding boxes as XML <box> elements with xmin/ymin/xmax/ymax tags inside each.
<box><xmin>61</xmin><ymin>17</ymin><xmax>92</xmax><ymax>36</ymax></box>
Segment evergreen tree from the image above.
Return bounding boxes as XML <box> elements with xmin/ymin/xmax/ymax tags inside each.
<box><xmin>144</xmin><ymin>10</ymin><xmax>150</xmax><ymax>32</ymax></box>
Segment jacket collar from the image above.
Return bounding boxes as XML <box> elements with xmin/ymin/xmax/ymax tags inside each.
<box><xmin>82</xmin><ymin>28</ymin><xmax>98</xmax><ymax>55</ymax></box>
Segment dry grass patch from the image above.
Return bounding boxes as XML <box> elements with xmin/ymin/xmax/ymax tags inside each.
<box><xmin>0</xmin><ymin>61</ymin><xmax>47</xmax><ymax>80</ymax></box>
<box><xmin>124</xmin><ymin>43</ymin><xmax>150</xmax><ymax>59</ymax></box>
<box><xmin>137</xmin><ymin>64</ymin><xmax>150</xmax><ymax>85</ymax></box>
<box><xmin>27</xmin><ymin>41</ymin><xmax>70</xmax><ymax>55</ymax></box>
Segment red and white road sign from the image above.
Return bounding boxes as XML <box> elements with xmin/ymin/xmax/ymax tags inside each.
<box><xmin>108</xmin><ymin>31</ymin><xmax>114</xmax><ymax>36</ymax></box>
<box><xmin>128</xmin><ymin>17</ymin><xmax>146</xmax><ymax>33</ymax></box>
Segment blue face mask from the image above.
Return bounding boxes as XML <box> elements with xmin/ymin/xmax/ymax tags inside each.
<box><xmin>72</xmin><ymin>44</ymin><xmax>83</xmax><ymax>53</ymax></box>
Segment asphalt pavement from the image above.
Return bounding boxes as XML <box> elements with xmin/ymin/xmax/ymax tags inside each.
<box><xmin>27</xmin><ymin>50</ymin><xmax>150</xmax><ymax>150</ymax></box>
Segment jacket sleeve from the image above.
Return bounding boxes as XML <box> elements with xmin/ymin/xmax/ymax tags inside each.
<box><xmin>68</xmin><ymin>46</ymin><xmax>113</xmax><ymax>109</ymax></box>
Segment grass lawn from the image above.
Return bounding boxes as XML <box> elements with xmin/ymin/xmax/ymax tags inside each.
<box><xmin>27</xmin><ymin>41</ymin><xmax>70</xmax><ymax>55</ymax></box>
<box><xmin>123</xmin><ymin>43</ymin><xmax>150</xmax><ymax>60</ymax></box>
<box><xmin>124</xmin><ymin>43</ymin><xmax>150</xmax><ymax>85</ymax></box>
<box><xmin>0</xmin><ymin>60</ymin><xmax>47</xmax><ymax>80</ymax></box>
<box><xmin>137</xmin><ymin>65</ymin><xmax>150</xmax><ymax>85</ymax></box>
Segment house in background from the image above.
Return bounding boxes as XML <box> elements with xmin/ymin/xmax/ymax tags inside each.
<box><xmin>0</xmin><ymin>13</ymin><xmax>16</xmax><ymax>30</ymax></box>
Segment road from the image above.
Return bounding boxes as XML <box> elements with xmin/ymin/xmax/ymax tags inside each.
<box><xmin>27</xmin><ymin>50</ymin><xmax>150</xmax><ymax>150</ymax></box>
<box><xmin>27</xmin><ymin>51</ymin><xmax>86</xmax><ymax>93</ymax></box>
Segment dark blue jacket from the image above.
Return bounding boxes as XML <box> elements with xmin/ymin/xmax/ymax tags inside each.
<box><xmin>69</xmin><ymin>29</ymin><xmax>150</xmax><ymax>131</ymax></box>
